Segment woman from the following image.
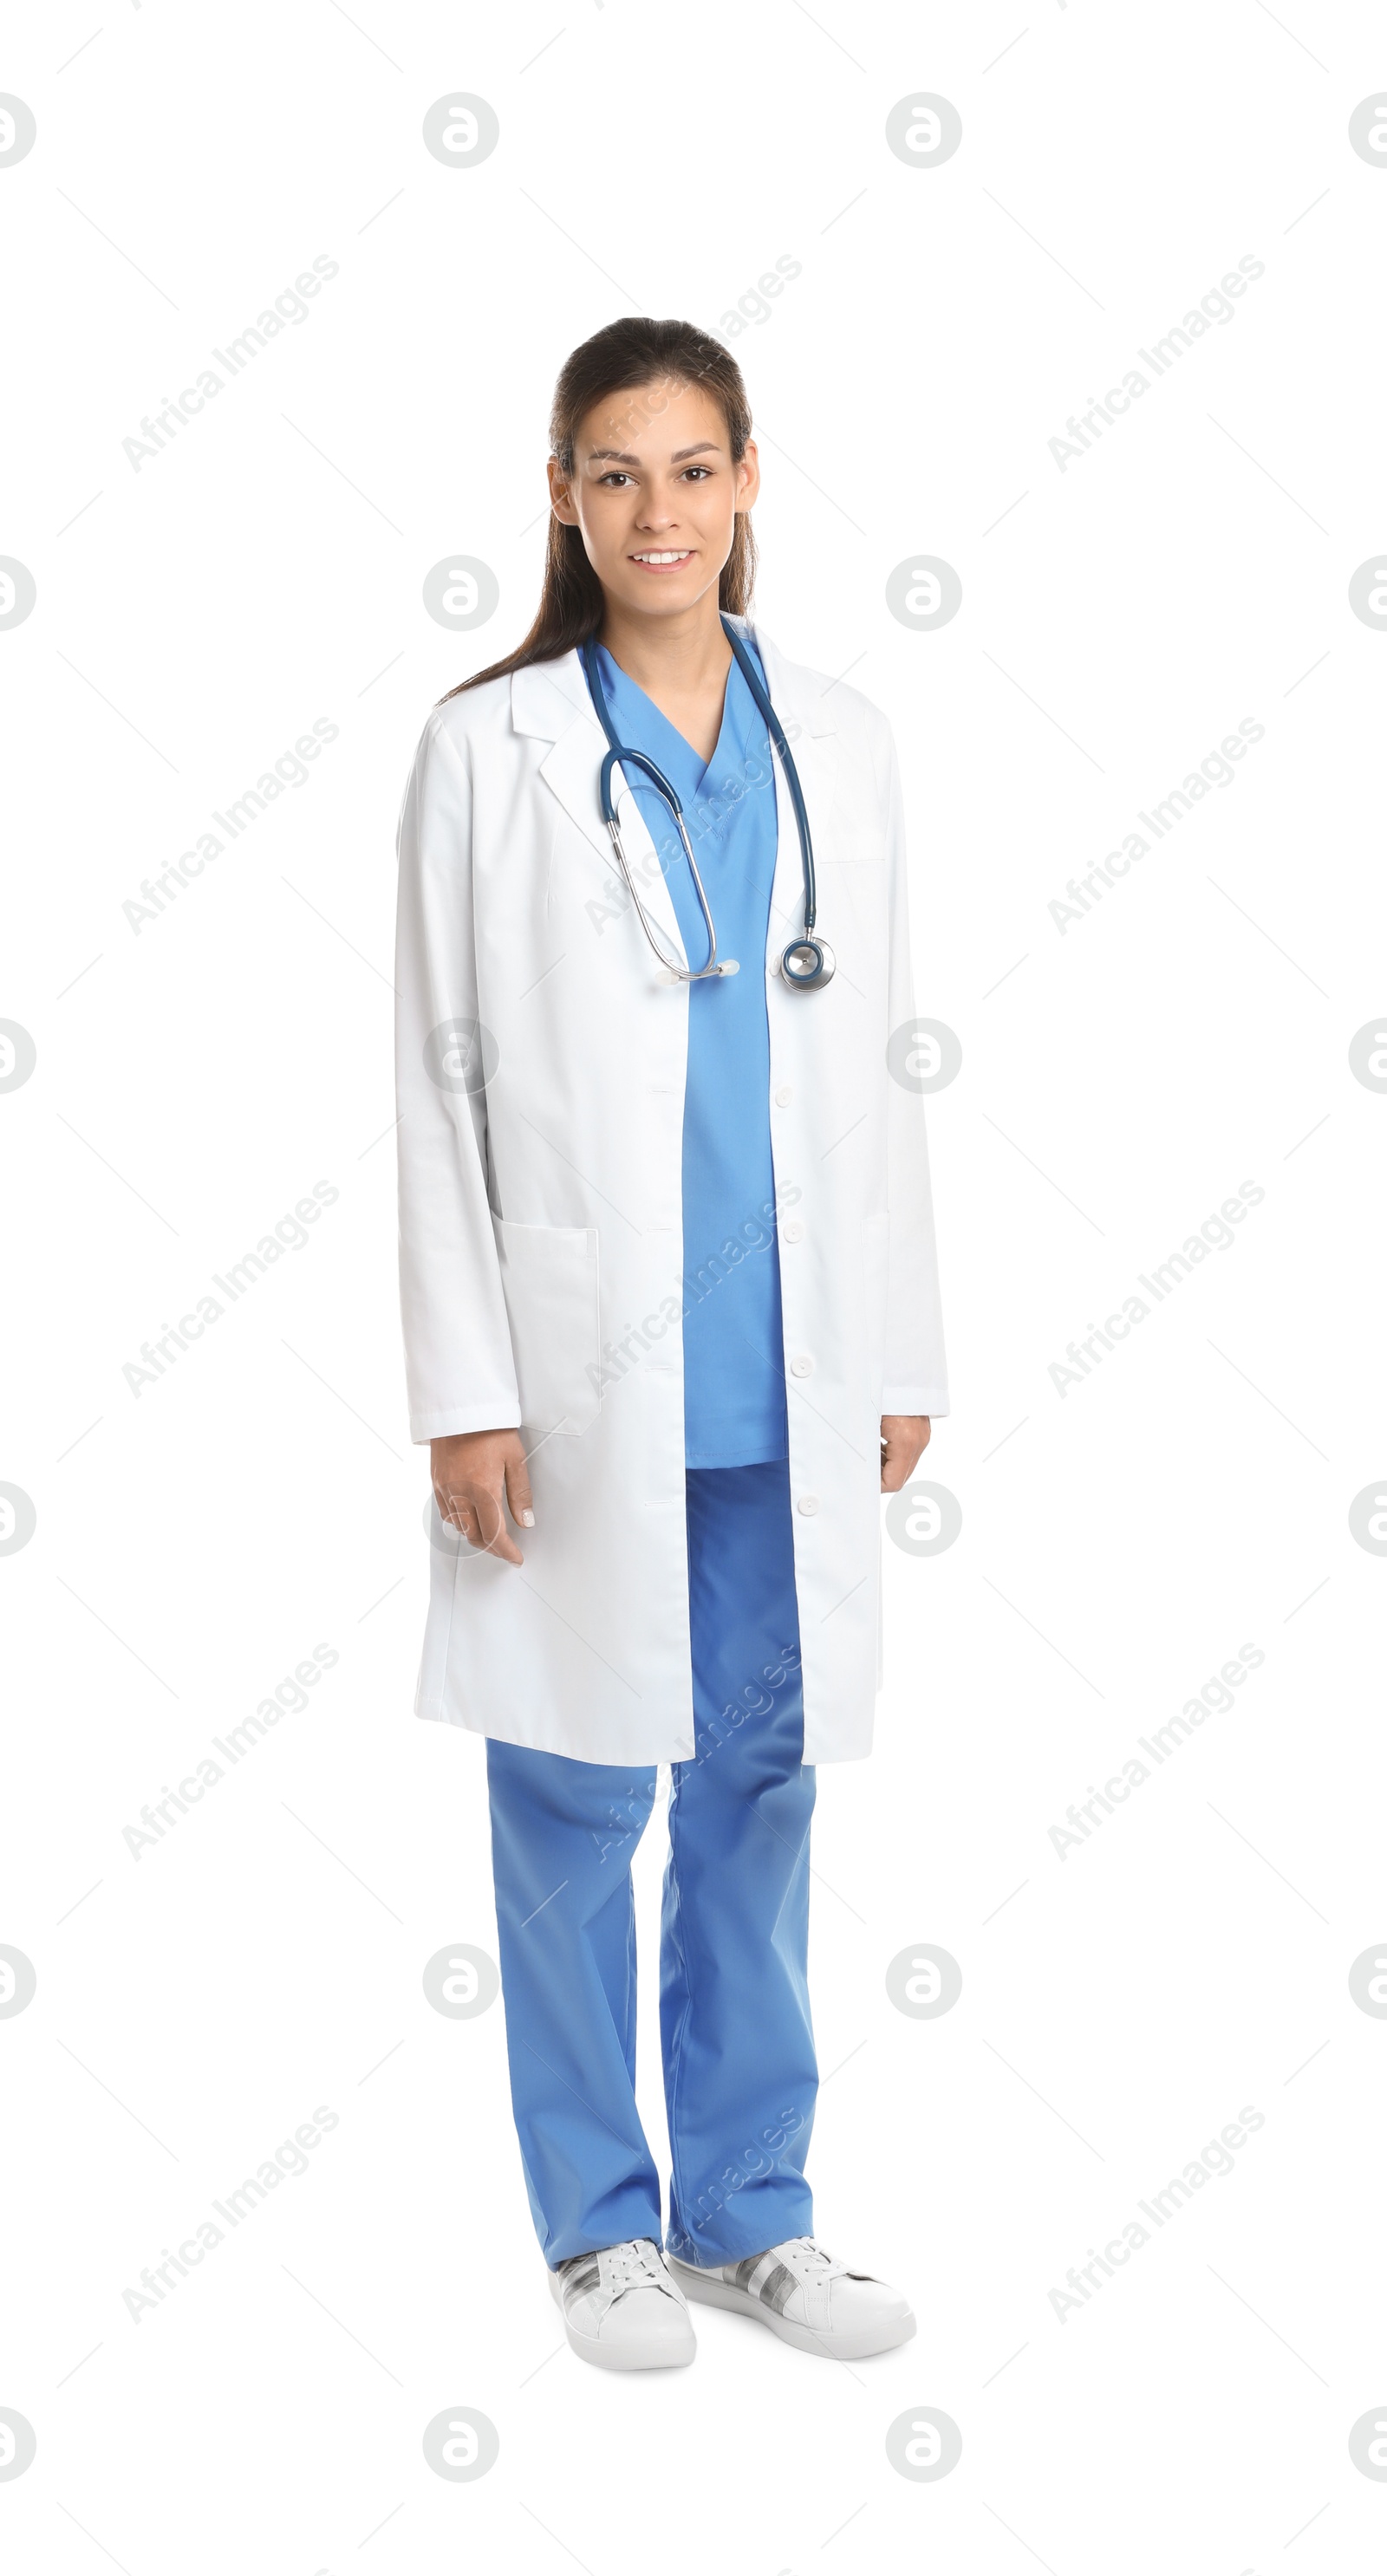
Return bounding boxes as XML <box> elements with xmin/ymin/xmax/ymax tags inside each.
<box><xmin>394</xmin><ymin>316</ymin><xmax>948</xmax><ymax>2371</ymax></box>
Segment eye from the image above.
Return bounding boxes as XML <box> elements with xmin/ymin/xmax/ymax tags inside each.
<box><xmin>681</xmin><ymin>465</ymin><xmax>713</xmax><ymax>481</ymax></box>
<box><xmin>596</xmin><ymin>470</ymin><xmax>635</xmax><ymax>488</ymax></box>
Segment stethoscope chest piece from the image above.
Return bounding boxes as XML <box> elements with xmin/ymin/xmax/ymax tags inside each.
<box><xmin>781</xmin><ymin>935</ymin><xmax>835</xmax><ymax>990</ymax></box>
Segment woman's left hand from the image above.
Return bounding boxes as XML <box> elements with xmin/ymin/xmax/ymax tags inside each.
<box><xmin>880</xmin><ymin>1415</ymin><xmax>931</xmax><ymax>1492</ymax></box>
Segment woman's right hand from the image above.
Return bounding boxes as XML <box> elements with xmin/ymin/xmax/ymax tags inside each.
<box><xmin>431</xmin><ymin>1429</ymin><xmax>534</xmax><ymax>1566</ymax></box>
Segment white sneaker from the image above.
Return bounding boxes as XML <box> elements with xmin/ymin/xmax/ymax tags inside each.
<box><xmin>668</xmin><ymin>2235</ymin><xmax>915</xmax><ymax>2360</ymax></box>
<box><xmin>549</xmin><ymin>2238</ymin><xmax>696</xmax><ymax>2371</ymax></box>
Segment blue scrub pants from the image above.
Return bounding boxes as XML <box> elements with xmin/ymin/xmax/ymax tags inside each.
<box><xmin>485</xmin><ymin>1459</ymin><xmax>818</xmax><ymax>2268</ymax></box>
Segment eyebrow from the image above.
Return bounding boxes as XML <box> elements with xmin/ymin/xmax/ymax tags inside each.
<box><xmin>585</xmin><ymin>440</ymin><xmax>723</xmax><ymax>466</ymax></box>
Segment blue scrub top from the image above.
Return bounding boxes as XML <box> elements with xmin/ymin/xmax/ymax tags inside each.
<box><xmin>594</xmin><ymin>637</ymin><xmax>789</xmax><ymax>1468</ymax></box>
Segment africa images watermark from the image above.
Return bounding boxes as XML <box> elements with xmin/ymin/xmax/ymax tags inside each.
<box><xmin>120</xmin><ymin>1179</ymin><xmax>339</xmax><ymax>1396</ymax></box>
<box><xmin>121</xmin><ymin>1641</ymin><xmax>339</xmax><ymax>1859</ymax></box>
<box><xmin>121</xmin><ymin>2104</ymin><xmax>340</xmax><ymax>2323</ymax></box>
<box><xmin>120</xmin><ymin>717</ymin><xmax>340</xmax><ymax>935</ymax></box>
<box><xmin>585</xmin><ymin>1180</ymin><xmax>803</xmax><ymax>1397</ymax></box>
<box><xmin>1045</xmin><ymin>253</ymin><xmax>1267</xmax><ymax>472</ymax></box>
<box><xmin>1046</xmin><ymin>717</ymin><xmax>1266</xmax><ymax>936</ymax></box>
<box><xmin>1046</xmin><ymin>1179</ymin><xmax>1265</xmax><ymax>1397</ymax></box>
<box><xmin>669</xmin><ymin>2103</ymin><xmax>811</xmax><ymax>2261</ymax></box>
<box><xmin>1047</xmin><ymin>1640</ymin><xmax>1266</xmax><ymax>1861</ymax></box>
<box><xmin>1047</xmin><ymin>2105</ymin><xmax>1266</xmax><ymax>2325</ymax></box>
<box><xmin>709</xmin><ymin>250</ymin><xmax>803</xmax><ymax>340</ymax></box>
<box><xmin>120</xmin><ymin>255</ymin><xmax>340</xmax><ymax>472</ymax></box>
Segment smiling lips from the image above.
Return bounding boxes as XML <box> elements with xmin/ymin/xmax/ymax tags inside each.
<box><xmin>629</xmin><ymin>549</ymin><xmax>693</xmax><ymax>569</ymax></box>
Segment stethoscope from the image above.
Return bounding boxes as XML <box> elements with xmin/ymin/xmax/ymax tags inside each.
<box><xmin>577</xmin><ymin>615</ymin><xmax>835</xmax><ymax>991</ymax></box>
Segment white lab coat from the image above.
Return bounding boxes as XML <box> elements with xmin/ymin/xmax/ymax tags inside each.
<box><xmin>394</xmin><ymin>618</ymin><xmax>948</xmax><ymax>1766</ymax></box>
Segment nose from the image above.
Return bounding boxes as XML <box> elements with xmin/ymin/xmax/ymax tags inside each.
<box><xmin>635</xmin><ymin>485</ymin><xmax>681</xmax><ymax>532</ymax></box>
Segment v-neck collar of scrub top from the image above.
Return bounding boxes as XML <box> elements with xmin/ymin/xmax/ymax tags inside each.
<box><xmin>592</xmin><ymin>635</ymin><xmax>767</xmax><ymax>836</ymax></box>
<box><xmin>509</xmin><ymin>621</ymin><xmax>837</xmax><ymax>980</ymax></box>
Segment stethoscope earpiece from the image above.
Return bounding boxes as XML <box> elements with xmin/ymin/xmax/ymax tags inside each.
<box><xmin>781</xmin><ymin>936</ymin><xmax>835</xmax><ymax>990</ymax></box>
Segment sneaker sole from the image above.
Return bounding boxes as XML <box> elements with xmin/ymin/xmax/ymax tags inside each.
<box><xmin>668</xmin><ymin>2262</ymin><xmax>916</xmax><ymax>2361</ymax></box>
<box><xmin>547</xmin><ymin>2266</ymin><xmax>696</xmax><ymax>2371</ymax></box>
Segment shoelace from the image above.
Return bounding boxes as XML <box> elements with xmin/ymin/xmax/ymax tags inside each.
<box><xmin>784</xmin><ymin>2235</ymin><xmax>835</xmax><ymax>2272</ymax></box>
<box><xmin>605</xmin><ymin>2240</ymin><xmax>667</xmax><ymax>2293</ymax></box>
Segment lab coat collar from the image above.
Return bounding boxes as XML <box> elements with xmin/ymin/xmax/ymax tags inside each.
<box><xmin>508</xmin><ymin>621</ymin><xmax>838</xmax><ymax>745</ymax></box>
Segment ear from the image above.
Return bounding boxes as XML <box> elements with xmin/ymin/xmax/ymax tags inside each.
<box><xmin>734</xmin><ymin>439</ymin><xmax>761</xmax><ymax>513</ymax></box>
<box><xmin>547</xmin><ymin>454</ymin><xmax>580</xmax><ymax>527</ymax></box>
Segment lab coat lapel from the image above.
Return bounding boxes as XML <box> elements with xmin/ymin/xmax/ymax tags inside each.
<box><xmin>747</xmin><ymin>622</ymin><xmax>837</xmax><ymax>959</ymax></box>
<box><xmin>511</xmin><ymin>651</ymin><xmax>685</xmax><ymax>961</ymax></box>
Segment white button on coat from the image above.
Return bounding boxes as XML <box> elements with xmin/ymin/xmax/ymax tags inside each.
<box><xmin>791</xmin><ymin>1355</ymin><xmax>814</xmax><ymax>1377</ymax></box>
<box><xmin>782</xmin><ymin>1220</ymin><xmax>804</xmax><ymax>1244</ymax></box>
<box><xmin>395</xmin><ymin>620</ymin><xmax>950</xmax><ymax>1767</ymax></box>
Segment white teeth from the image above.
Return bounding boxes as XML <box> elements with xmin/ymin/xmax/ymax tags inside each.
<box><xmin>633</xmin><ymin>550</ymin><xmax>689</xmax><ymax>563</ymax></box>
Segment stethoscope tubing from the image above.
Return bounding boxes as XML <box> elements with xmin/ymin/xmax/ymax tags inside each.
<box><xmin>578</xmin><ymin>616</ymin><xmax>831</xmax><ymax>989</ymax></box>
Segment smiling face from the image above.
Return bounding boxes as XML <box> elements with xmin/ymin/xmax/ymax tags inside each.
<box><xmin>547</xmin><ymin>375</ymin><xmax>759</xmax><ymax>627</ymax></box>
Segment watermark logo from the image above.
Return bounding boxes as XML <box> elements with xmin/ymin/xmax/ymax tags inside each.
<box><xmin>422</xmin><ymin>2408</ymin><xmax>499</xmax><ymax>2480</ymax></box>
<box><xmin>0</xmin><ymin>1021</ymin><xmax>36</xmax><ymax>1090</ymax></box>
<box><xmin>1349</xmin><ymin>2411</ymin><xmax>1387</xmax><ymax>2476</ymax></box>
<box><xmin>1348</xmin><ymin>98</ymin><xmax>1387</xmax><ymax>167</ymax></box>
<box><xmin>885</xmin><ymin>556</ymin><xmax>962</xmax><ymax>630</ymax></box>
<box><xmin>0</xmin><ymin>1945</ymin><xmax>37</xmax><ymax>2016</ymax></box>
<box><xmin>1349</xmin><ymin>1020</ymin><xmax>1387</xmax><ymax>1087</ymax></box>
<box><xmin>0</xmin><ymin>2410</ymin><xmax>36</xmax><ymax>2481</ymax></box>
<box><xmin>1349</xmin><ymin>1485</ymin><xmax>1387</xmax><ymax>1553</ymax></box>
<box><xmin>0</xmin><ymin>558</ymin><xmax>36</xmax><ymax>629</ymax></box>
<box><xmin>422</xmin><ymin>556</ymin><xmax>499</xmax><ymax>630</ymax></box>
<box><xmin>423</xmin><ymin>1017</ymin><xmax>498</xmax><ymax>1092</ymax></box>
<box><xmin>888</xmin><ymin>1018</ymin><xmax>961</xmax><ymax>1092</ymax></box>
<box><xmin>426</xmin><ymin>1492</ymin><xmax>469</xmax><ymax>1558</ymax></box>
<box><xmin>0</xmin><ymin>1486</ymin><xmax>36</xmax><ymax>1557</ymax></box>
<box><xmin>422</xmin><ymin>1943</ymin><xmax>498</xmax><ymax>2019</ymax></box>
<box><xmin>0</xmin><ymin>97</ymin><xmax>36</xmax><ymax>168</ymax></box>
<box><xmin>1348</xmin><ymin>560</ymin><xmax>1387</xmax><ymax>628</ymax></box>
<box><xmin>1348</xmin><ymin>1946</ymin><xmax>1387</xmax><ymax>2017</ymax></box>
<box><xmin>422</xmin><ymin>96</ymin><xmax>499</xmax><ymax>167</ymax></box>
<box><xmin>885</xmin><ymin>1480</ymin><xmax>961</xmax><ymax>1557</ymax></box>
<box><xmin>885</xmin><ymin>2407</ymin><xmax>962</xmax><ymax>2480</ymax></box>
<box><xmin>886</xmin><ymin>1942</ymin><xmax>962</xmax><ymax>2018</ymax></box>
<box><xmin>885</xmin><ymin>96</ymin><xmax>962</xmax><ymax>168</ymax></box>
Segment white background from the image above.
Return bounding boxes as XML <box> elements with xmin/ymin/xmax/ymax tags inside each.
<box><xmin>3</xmin><ymin>1</ymin><xmax>1386</xmax><ymax>2569</ymax></box>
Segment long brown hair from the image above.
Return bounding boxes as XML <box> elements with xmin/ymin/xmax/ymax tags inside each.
<box><xmin>440</xmin><ymin>316</ymin><xmax>757</xmax><ymax>699</ymax></box>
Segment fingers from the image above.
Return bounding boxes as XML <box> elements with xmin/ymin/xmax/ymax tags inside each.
<box><xmin>504</xmin><ymin>1448</ymin><xmax>535</xmax><ymax>1534</ymax></box>
<box><xmin>436</xmin><ymin>1477</ymin><xmax>524</xmax><ymax>1566</ymax></box>
<box><xmin>880</xmin><ymin>1415</ymin><xmax>932</xmax><ymax>1492</ymax></box>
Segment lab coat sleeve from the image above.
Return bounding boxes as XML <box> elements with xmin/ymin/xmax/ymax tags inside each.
<box><xmin>879</xmin><ymin>719</ymin><xmax>951</xmax><ymax>1418</ymax></box>
<box><xmin>394</xmin><ymin>712</ymin><xmax>523</xmax><ymax>1445</ymax></box>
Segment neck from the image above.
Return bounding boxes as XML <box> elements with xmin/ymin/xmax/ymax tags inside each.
<box><xmin>596</xmin><ymin>589</ymin><xmax>733</xmax><ymax>695</ymax></box>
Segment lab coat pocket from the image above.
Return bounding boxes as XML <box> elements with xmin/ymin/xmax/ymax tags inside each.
<box><xmin>492</xmin><ymin>1215</ymin><xmax>602</xmax><ymax>1436</ymax></box>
